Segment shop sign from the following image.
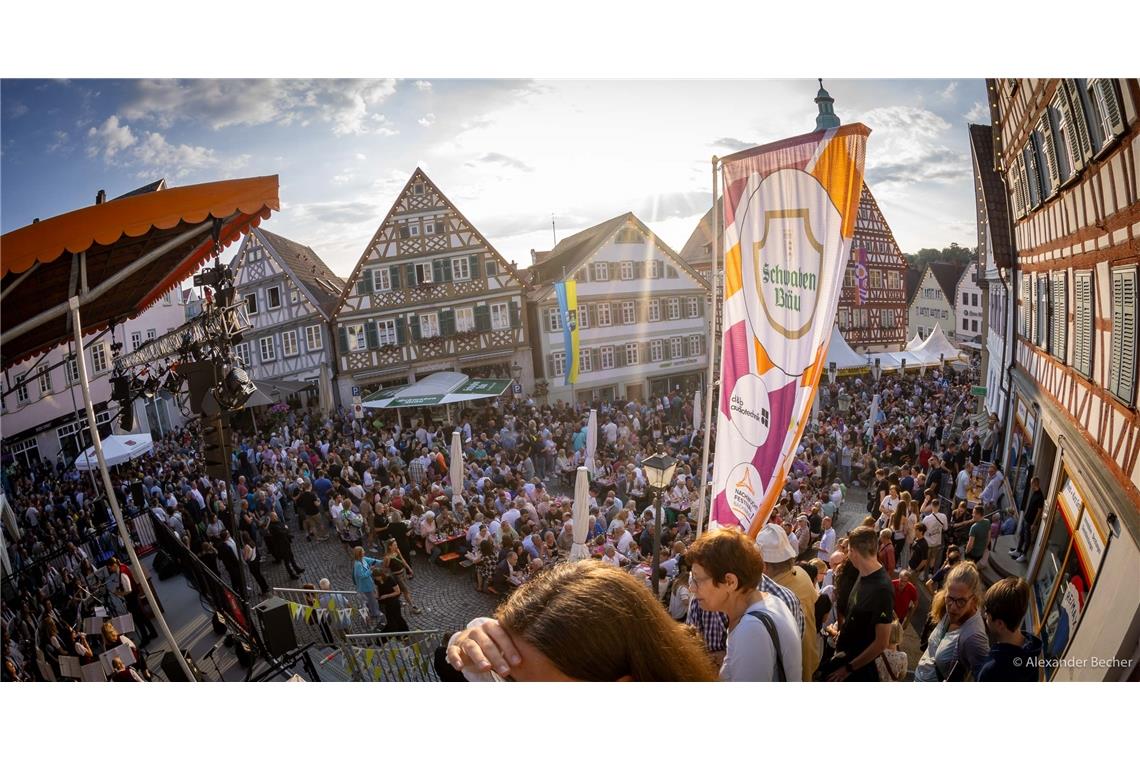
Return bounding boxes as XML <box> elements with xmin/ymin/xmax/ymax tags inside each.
<box><xmin>1075</xmin><ymin>510</ymin><xmax>1106</xmax><ymax>580</ymax></box>
<box><xmin>1057</xmin><ymin>475</ymin><xmax>1082</xmax><ymax>526</ymax></box>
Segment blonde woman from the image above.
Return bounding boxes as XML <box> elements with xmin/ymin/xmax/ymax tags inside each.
<box><xmin>875</xmin><ymin>620</ymin><xmax>909</xmax><ymax>682</ymax></box>
<box><xmin>913</xmin><ymin>561</ymin><xmax>990</xmax><ymax>681</ymax></box>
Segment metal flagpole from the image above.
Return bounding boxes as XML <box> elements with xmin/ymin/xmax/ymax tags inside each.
<box><xmin>696</xmin><ymin>155</ymin><xmax>720</xmax><ymax>537</ymax></box>
<box><xmin>68</xmin><ymin>296</ymin><xmax>196</xmax><ymax>681</ymax></box>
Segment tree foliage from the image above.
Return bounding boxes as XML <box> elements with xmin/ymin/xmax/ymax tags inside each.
<box><xmin>906</xmin><ymin>242</ymin><xmax>975</xmax><ymax>272</ymax></box>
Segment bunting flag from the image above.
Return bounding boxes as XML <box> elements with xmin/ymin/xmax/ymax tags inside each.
<box><xmin>853</xmin><ymin>247</ymin><xmax>869</xmax><ymax>306</ymax></box>
<box><xmin>712</xmin><ymin>123</ymin><xmax>870</xmax><ymax>536</ymax></box>
<box><xmin>553</xmin><ymin>279</ymin><xmax>580</xmax><ymax>385</ymax></box>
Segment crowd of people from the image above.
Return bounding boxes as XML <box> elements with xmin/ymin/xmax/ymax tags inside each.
<box><xmin>3</xmin><ymin>353</ymin><xmax>1042</xmax><ymax>681</ymax></box>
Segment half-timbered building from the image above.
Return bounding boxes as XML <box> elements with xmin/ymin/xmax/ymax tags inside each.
<box><xmin>332</xmin><ymin>169</ymin><xmax>531</xmax><ymax>401</ymax></box>
<box><xmin>907</xmin><ymin>261</ymin><xmax>967</xmax><ymax>341</ymax></box>
<box><xmin>230</xmin><ymin>228</ymin><xmax>344</xmax><ymax>409</ymax></box>
<box><xmin>987</xmin><ymin>77</ymin><xmax>1140</xmax><ymax>680</ymax></box>
<box><xmin>527</xmin><ymin>213</ymin><xmax>710</xmax><ymax>404</ymax></box>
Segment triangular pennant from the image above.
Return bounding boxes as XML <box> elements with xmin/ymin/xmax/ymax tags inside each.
<box><xmin>288</xmin><ymin>601</ymin><xmax>299</xmax><ymax>620</ymax></box>
<box><xmin>372</xmin><ymin>664</ymin><xmax>383</xmax><ymax>681</ymax></box>
<box><xmin>364</xmin><ymin>649</ymin><xmax>375</xmax><ymax>668</ymax></box>
<box><xmin>303</xmin><ymin>605</ymin><xmax>314</xmax><ymax>623</ymax></box>
<box><xmin>359</xmin><ymin>606</ymin><xmax>368</xmax><ymax>623</ymax></box>
<box><xmin>328</xmin><ymin>597</ymin><xmax>337</xmax><ymax>613</ymax></box>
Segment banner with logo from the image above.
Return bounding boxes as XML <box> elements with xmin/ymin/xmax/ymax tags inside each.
<box><xmin>712</xmin><ymin>124</ymin><xmax>870</xmax><ymax>536</ymax></box>
<box><xmin>554</xmin><ymin>279</ymin><xmax>580</xmax><ymax>385</ymax></box>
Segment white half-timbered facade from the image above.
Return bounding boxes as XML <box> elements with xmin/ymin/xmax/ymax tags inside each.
<box><xmin>988</xmin><ymin>77</ymin><xmax>1140</xmax><ymax>681</ymax></box>
<box><xmin>332</xmin><ymin>168</ymin><xmax>532</xmax><ymax>401</ymax></box>
<box><xmin>230</xmin><ymin>228</ymin><xmax>344</xmax><ymax>409</ymax></box>
<box><xmin>527</xmin><ymin>213</ymin><xmax>711</xmax><ymax>404</ymax></box>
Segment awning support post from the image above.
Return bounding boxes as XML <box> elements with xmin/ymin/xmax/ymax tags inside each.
<box><xmin>68</xmin><ymin>295</ymin><xmax>196</xmax><ymax>681</ymax></box>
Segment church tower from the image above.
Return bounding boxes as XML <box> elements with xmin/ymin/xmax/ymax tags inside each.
<box><xmin>814</xmin><ymin>78</ymin><xmax>841</xmax><ymax>130</ymax></box>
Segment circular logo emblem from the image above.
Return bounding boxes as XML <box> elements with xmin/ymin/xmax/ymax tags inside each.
<box><xmin>725</xmin><ymin>462</ymin><xmax>763</xmax><ymax>526</ymax></box>
<box><xmin>728</xmin><ymin>373</ymin><xmax>773</xmax><ymax>447</ymax></box>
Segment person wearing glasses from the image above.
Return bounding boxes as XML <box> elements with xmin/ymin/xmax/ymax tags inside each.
<box><xmin>977</xmin><ymin>577</ymin><xmax>1041</xmax><ymax>682</ymax></box>
<box><xmin>913</xmin><ymin>561</ymin><xmax>990</xmax><ymax>681</ymax></box>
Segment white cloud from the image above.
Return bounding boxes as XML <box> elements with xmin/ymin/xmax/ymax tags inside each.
<box><xmin>468</xmin><ymin>152</ymin><xmax>533</xmax><ymax>172</ymax></box>
<box><xmin>46</xmin><ymin>130</ymin><xmax>70</xmax><ymax>153</ymax></box>
<box><xmin>355</xmin><ymin>153</ymin><xmax>367</xmax><ymax>161</ymax></box>
<box><xmin>964</xmin><ymin>101</ymin><xmax>989</xmax><ymax>123</ymax></box>
<box><xmin>856</xmin><ymin>105</ymin><xmax>971</xmax><ymax>188</ymax></box>
<box><xmin>8</xmin><ymin>102</ymin><xmax>29</xmax><ymax>119</ymax></box>
<box><xmin>941</xmin><ymin>82</ymin><xmax>959</xmax><ymax>100</ymax></box>
<box><xmin>418</xmin><ymin>113</ymin><xmax>436</xmax><ymax>128</ymax></box>
<box><xmin>414</xmin><ymin>80</ymin><xmax>432</xmax><ymax>92</ymax></box>
<box><xmin>711</xmin><ymin>137</ymin><xmax>754</xmax><ymax>152</ymax></box>
<box><xmin>133</xmin><ymin>131</ymin><xmax>219</xmax><ymax>177</ymax></box>
<box><xmin>86</xmin><ymin>115</ymin><xmax>137</xmax><ymax>159</ymax></box>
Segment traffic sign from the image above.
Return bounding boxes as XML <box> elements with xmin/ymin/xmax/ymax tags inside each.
<box><xmin>354</xmin><ymin>403</ymin><xmax>363</xmax><ymax>416</ymax></box>
<box><xmin>351</xmin><ymin>386</ymin><xmax>360</xmax><ymax>397</ymax></box>
<box><xmin>512</xmin><ymin>383</ymin><xmax>523</xmax><ymax>394</ymax></box>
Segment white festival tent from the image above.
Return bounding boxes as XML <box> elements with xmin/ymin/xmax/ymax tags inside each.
<box><xmin>824</xmin><ymin>325</ymin><xmax>868</xmax><ymax>372</ymax></box>
<box><xmin>910</xmin><ymin>322</ymin><xmax>967</xmax><ymax>365</ymax></box>
<box><xmin>75</xmin><ymin>434</ymin><xmax>155</xmax><ymax>471</ymax></box>
<box><xmin>827</xmin><ymin>323</ymin><xmax>963</xmax><ymax>375</ymax></box>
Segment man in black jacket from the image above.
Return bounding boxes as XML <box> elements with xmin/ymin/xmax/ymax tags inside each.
<box><xmin>267</xmin><ymin>512</ymin><xmax>304</xmax><ymax>579</ymax></box>
<box><xmin>1012</xmin><ymin>476</ymin><xmax>1044</xmax><ymax>562</ymax></box>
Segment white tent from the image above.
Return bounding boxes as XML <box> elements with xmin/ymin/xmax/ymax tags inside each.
<box><xmin>75</xmin><ymin>434</ymin><xmax>154</xmax><ymax>470</ymax></box>
<box><xmin>825</xmin><ymin>326</ymin><xmax>868</xmax><ymax>372</ymax></box>
<box><xmin>905</xmin><ymin>332</ymin><xmax>924</xmax><ymax>351</ymax></box>
<box><xmin>361</xmin><ymin>371</ymin><xmax>511</xmax><ymax>409</ymax></box>
<box><xmin>911</xmin><ymin>322</ymin><xmax>966</xmax><ymax>364</ymax></box>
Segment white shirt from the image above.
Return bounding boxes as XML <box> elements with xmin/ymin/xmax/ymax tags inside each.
<box><xmin>721</xmin><ymin>595</ymin><xmax>803</xmax><ymax>682</ymax></box>
<box><xmin>601</xmin><ymin>551</ymin><xmax>627</xmax><ymax>567</ymax></box>
<box><xmin>817</xmin><ymin>527</ymin><xmax>836</xmax><ymax>561</ymax></box>
<box><xmin>922</xmin><ymin>511</ymin><xmax>947</xmax><ymax>547</ymax></box>
<box><xmin>616</xmin><ymin>531</ymin><xmax>634</xmax><ymax>556</ymax></box>
<box><xmin>955</xmin><ymin>470</ymin><xmax>971</xmax><ymax>500</ymax></box>
<box><xmin>502</xmin><ymin>508</ymin><xmax>521</xmax><ymax>528</ymax></box>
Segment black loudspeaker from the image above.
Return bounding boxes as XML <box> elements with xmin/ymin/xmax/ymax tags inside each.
<box><xmin>161</xmin><ymin>649</ymin><xmax>206</xmax><ymax>682</ymax></box>
<box><xmin>130</xmin><ymin>481</ymin><xmax>146</xmax><ymax>508</ymax></box>
<box><xmin>212</xmin><ymin>611</ymin><xmax>227</xmax><ymax>636</ymax></box>
<box><xmin>253</xmin><ymin>596</ymin><xmax>297</xmax><ymax>658</ymax></box>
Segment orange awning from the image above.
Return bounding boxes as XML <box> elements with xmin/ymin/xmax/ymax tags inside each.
<box><xmin>1</xmin><ymin>175</ymin><xmax>279</xmax><ymax>370</ymax></box>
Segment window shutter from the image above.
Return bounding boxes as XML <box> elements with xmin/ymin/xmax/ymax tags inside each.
<box><xmin>591</xmin><ymin>348</ymin><xmax>600</xmax><ymax>371</ymax></box>
<box><xmin>1112</xmin><ymin>268</ymin><xmax>1137</xmax><ymax>404</ymax></box>
<box><xmin>634</xmin><ymin>261</ymin><xmax>645</xmax><ymax>279</ymax></box>
<box><xmin>441</xmin><ymin>309</ymin><xmax>456</xmax><ymax>337</ymax></box>
<box><xmin>509</xmin><ymin>300</ymin><xmax>520</xmax><ymax>328</ymax></box>
<box><xmin>445</xmin><ymin>259</ymin><xmax>456</xmax><ymax>283</ymax></box>
<box><xmin>486</xmin><ymin>259</ymin><xmax>498</xmax><ymax>277</ymax></box>
<box><xmin>697</xmin><ymin>297</ymin><xmax>705</xmax><ymax>317</ymax></box>
<box><xmin>1055</xmin><ymin>90</ymin><xmax>1085</xmax><ymax>174</ymax></box>
<box><xmin>1037</xmin><ymin>116</ymin><xmax>1060</xmax><ymax>196</ymax></box>
<box><xmin>338</xmin><ymin>325</ymin><xmax>349</xmax><ymax>353</ymax></box>
<box><xmin>1063</xmin><ymin>79</ymin><xmax>1095</xmax><ymax>162</ymax></box>
<box><xmin>1036</xmin><ymin>273</ymin><xmax>1048</xmax><ymax>348</ymax></box>
<box><xmin>406</xmin><ymin>263</ymin><xmax>417</xmax><ymax>287</ymax></box>
<box><xmin>1052</xmin><ymin>274</ymin><xmax>1067</xmax><ymax>362</ymax></box>
<box><xmin>579</xmin><ymin>266</ymin><xmax>591</xmax><ymax>283</ymax></box>
<box><xmin>615</xmin><ymin>346</ymin><xmax>625</xmax><ymax>368</ymax></box>
<box><xmin>469</xmin><ymin>254</ymin><xmax>480</xmax><ymax>280</ymax></box>
<box><xmin>475</xmin><ymin>304</ymin><xmax>491</xmax><ymax>332</ymax></box>
<box><xmin>356</xmin><ymin>273</ymin><xmax>373</xmax><ymax>295</ymax></box>
<box><xmin>432</xmin><ymin>259</ymin><xmax>445</xmax><ymax>283</ymax></box>
<box><xmin>365</xmin><ymin>321</ymin><xmax>380</xmax><ymax>349</ymax></box>
<box><xmin>410</xmin><ymin>317</ymin><xmax>423</xmax><ymax>342</ymax></box>
<box><xmin>546</xmin><ymin>355</ymin><xmax>555</xmax><ymax>379</ymax></box>
<box><xmin>666</xmin><ymin>265</ymin><xmax>679</xmax><ymax>279</ymax></box>
<box><xmin>396</xmin><ymin>316</ymin><xmax>407</xmax><ymax>346</ymax></box>
<box><xmin>1095</xmin><ymin>79</ymin><xmax>1125</xmax><ymax>137</ymax></box>
<box><xmin>1074</xmin><ymin>272</ymin><xmax>1093</xmax><ymax>377</ymax></box>
<box><xmin>389</xmin><ymin>265</ymin><xmax>401</xmax><ymax>290</ymax></box>
<box><xmin>1008</xmin><ymin>169</ymin><xmax>1023</xmax><ymax>219</ymax></box>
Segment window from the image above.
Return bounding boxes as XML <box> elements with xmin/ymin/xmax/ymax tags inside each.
<box><xmin>424</xmin><ymin>220</ymin><xmax>436</xmax><ymax>235</ymax></box>
<box><xmin>615</xmin><ymin>228</ymin><xmax>646</xmax><ymax>244</ymax></box>
<box><xmin>413</xmin><ymin>182</ymin><xmax>425</xmax><ymax>195</ymax></box>
<box><xmin>244</xmin><ymin>292</ymin><xmax>258</xmax><ymax>315</ymax></box>
<box><xmin>377</xmin><ymin>319</ymin><xmax>398</xmax><ymax>346</ymax></box>
<box><xmin>870</xmin><ymin>270</ymin><xmax>883</xmax><ymax>289</ymax></box>
<box><xmin>451</xmin><ymin>257</ymin><xmax>471</xmax><ymax>282</ymax></box>
<box><xmin>259</xmin><ymin>336</ymin><xmax>276</xmax><ymax>362</ymax></box>
<box><xmin>1087</xmin><ymin>79</ymin><xmax>1125</xmax><ymax>150</ymax></box>
<box><xmin>621</xmin><ymin>301</ymin><xmax>636</xmax><ymax>325</ymax></box>
<box><xmin>91</xmin><ymin>342</ymin><xmax>108</xmax><ymax>374</ymax></box>
<box><xmin>652</xmin><ymin>260</ymin><xmax>666</xmax><ymax>279</ymax></box>
<box><xmin>667</xmin><ymin>298</ymin><xmax>681</xmax><ymax>320</ymax></box>
<box><xmin>291</xmin><ymin>286</ymin><xmax>299</xmax><ymax>304</ymax></box>
<box><xmin>971</xmin><ymin>293</ymin><xmax>978</xmax><ymax>307</ymax></box>
<box><xmin>838</xmin><ymin>307</ymin><xmax>850</xmax><ymax>328</ymax></box>
<box><xmin>491</xmin><ymin>302</ymin><xmax>510</xmax><ymax>330</ymax></box>
<box><xmin>971</xmin><ymin>319</ymin><xmax>979</xmax><ymax>333</ymax></box>
<box><xmin>1073</xmin><ymin>272</ymin><xmax>1094</xmax><ymax>378</ymax></box>
<box><xmin>373</xmin><ymin>267</ymin><xmax>391</xmax><ymax>292</ymax></box>
<box><xmin>686</xmin><ymin>297</ymin><xmax>700</xmax><ymax>318</ymax></box>
<box><xmin>16</xmin><ymin>374</ymin><xmax>29</xmax><ymax>404</ymax></box>
<box><xmin>39</xmin><ymin>369</ymin><xmax>52</xmax><ymax>395</ymax></box>
<box><xmin>282</xmin><ymin>330</ymin><xmax>299</xmax><ymax>357</ymax></box>
<box><xmin>597</xmin><ymin>303</ymin><xmax>612</xmax><ymax>327</ymax></box>
<box><xmin>268</xmin><ymin>286</ymin><xmax>282</xmax><ymax>310</ymax></box>
<box><xmin>65</xmin><ymin>355</ymin><xmax>80</xmax><ymax>385</ymax></box>
<box><xmin>688</xmin><ymin>335</ymin><xmax>702</xmax><ymax>355</ymax></box>
<box><xmin>1110</xmin><ymin>267</ymin><xmax>1137</xmax><ymax>404</ymax></box>
<box><xmin>670</xmin><ymin>336</ymin><xmax>684</xmax><ymax>359</ymax></box>
<box><xmin>882</xmin><ymin>309</ymin><xmax>896</xmax><ymax>328</ymax></box>
<box><xmin>620</xmin><ymin>261</ymin><xmax>634</xmax><ymax>280</ymax></box>
<box><xmin>593</xmin><ymin>262</ymin><xmax>610</xmax><ymax>281</ymax></box>
<box><xmin>962</xmin><ymin>293</ymin><xmax>969</xmax><ymax>306</ymax></box>
<box><xmin>146</xmin><ymin>329</ymin><xmax>156</xmax><ymax>342</ymax></box>
<box><xmin>579</xmin><ymin>348</ymin><xmax>593</xmax><ymax>373</ymax></box>
<box><xmin>962</xmin><ymin>317</ymin><xmax>970</xmax><ymax>330</ymax></box>
<box><xmin>844</xmin><ymin>270</ymin><xmax>855</xmax><ymax>288</ymax></box>
<box><xmin>547</xmin><ymin>308</ymin><xmax>563</xmax><ymax>332</ymax></box>
<box><xmin>552</xmin><ymin>351</ymin><xmax>566</xmax><ymax>377</ymax></box>
<box><xmin>163</xmin><ymin>291</ymin><xmax>173</xmax><ymax>306</ymax></box>
<box><xmin>1051</xmin><ymin>92</ymin><xmax>1079</xmax><ymax>182</ymax></box>
<box><xmin>409</xmin><ymin>223</ymin><xmax>420</xmax><ymax>237</ymax></box>
<box><xmin>650</xmin><ymin>340</ymin><xmax>664</xmax><ymax>363</ymax></box>
<box><xmin>456</xmin><ymin>307</ymin><xmax>475</xmax><ymax>333</ymax></box>
<box><xmin>131</xmin><ymin>331</ymin><xmax>142</xmax><ymax>351</ymax></box>
<box><xmin>577</xmin><ymin>305</ymin><xmax>590</xmax><ymax>330</ymax></box>
<box><xmin>625</xmin><ymin>343</ymin><xmax>639</xmax><ymax>365</ymax></box>
<box><xmin>301</xmin><ymin>325</ymin><xmax>321</xmax><ymax>353</ymax></box>
<box><xmin>648</xmin><ymin>300</ymin><xmax>661</xmax><ymax>322</ymax></box>
<box><xmin>346</xmin><ymin>324</ymin><xmax>366</xmax><ymax>352</ymax></box>
<box><xmin>235</xmin><ymin>342</ymin><xmax>251</xmax><ymax>366</ymax></box>
<box><xmin>415</xmin><ymin>262</ymin><xmax>433</xmax><ymax>285</ymax></box>
<box><xmin>419</xmin><ymin>313</ymin><xmax>440</xmax><ymax>339</ymax></box>
<box><xmin>886</xmin><ymin>271</ymin><xmax>900</xmax><ymax>290</ymax></box>
<box><xmin>600</xmin><ymin>346</ymin><xmax>615</xmax><ymax>370</ymax></box>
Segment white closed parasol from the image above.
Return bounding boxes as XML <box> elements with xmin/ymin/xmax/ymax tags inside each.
<box><xmin>568</xmin><ymin>466</ymin><xmax>592</xmax><ymax>561</ymax></box>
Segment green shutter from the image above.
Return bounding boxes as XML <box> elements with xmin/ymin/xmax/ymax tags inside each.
<box><xmin>441</xmin><ymin>309</ymin><xmax>456</xmax><ymax>337</ymax></box>
<box><xmin>469</xmin><ymin>254</ymin><xmax>480</xmax><ymax>280</ymax></box>
<box><xmin>1111</xmin><ymin>267</ymin><xmax>1137</xmax><ymax>404</ymax></box>
<box><xmin>509</xmin><ymin>301</ymin><xmax>520</xmax><ymax>328</ymax></box>
<box><xmin>390</xmin><ymin>265</ymin><xmax>402</xmax><ymax>290</ymax></box>
<box><xmin>615</xmin><ymin>345</ymin><xmax>626</xmax><ymax>368</ymax></box>
<box><xmin>485</xmin><ymin>260</ymin><xmax>498</xmax><ymax>277</ymax></box>
<box><xmin>406</xmin><ymin>263</ymin><xmax>417</xmax><ymax>287</ymax></box>
<box><xmin>338</xmin><ymin>325</ymin><xmax>349</xmax><ymax>353</ymax></box>
<box><xmin>474</xmin><ymin>304</ymin><xmax>491</xmax><ymax>332</ymax></box>
<box><xmin>396</xmin><ymin>316</ymin><xmax>407</xmax><ymax>346</ymax></box>
<box><xmin>365</xmin><ymin>321</ymin><xmax>380</xmax><ymax>349</ymax></box>
<box><xmin>634</xmin><ymin>261</ymin><xmax>645</xmax><ymax>279</ymax></box>
<box><xmin>410</xmin><ymin>316</ymin><xmax>423</xmax><ymax>342</ymax></box>
<box><xmin>666</xmin><ymin>265</ymin><xmax>679</xmax><ymax>278</ymax></box>
<box><xmin>432</xmin><ymin>259</ymin><xmax>445</xmax><ymax>283</ymax></box>
<box><xmin>356</xmin><ymin>272</ymin><xmax>373</xmax><ymax>295</ymax></box>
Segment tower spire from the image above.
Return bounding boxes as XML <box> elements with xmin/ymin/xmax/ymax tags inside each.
<box><xmin>814</xmin><ymin>79</ymin><xmax>841</xmax><ymax>131</ymax></box>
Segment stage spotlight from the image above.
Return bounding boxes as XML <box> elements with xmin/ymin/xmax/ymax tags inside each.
<box><xmin>216</xmin><ymin>365</ymin><xmax>257</xmax><ymax>410</ymax></box>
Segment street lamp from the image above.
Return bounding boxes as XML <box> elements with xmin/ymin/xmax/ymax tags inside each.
<box><xmin>828</xmin><ymin>361</ymin><xmax>837</xmax><ymax>386</ymax></box>
<box><xmin>900</xmin><ymin>358</ymin><xmax>907</xmax><ymax>375</ymax></box>
<box><xmin>872</xmin><ymin>357</ymin><xmax>882</xmax><ymax>384</ymax></box>
<box><xmin>640</xmin><ymin>447</ymin><xmax>678</xmax><ymax>598</ymax></box>
<box><xmin>511</xmin><ymin>361</ymin><xmax>522</xmax><ymax>381</ymax></box>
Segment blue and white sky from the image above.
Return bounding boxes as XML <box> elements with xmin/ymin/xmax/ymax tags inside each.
<box><xmin>1</xmin><ymin>78</ymin><xmax>988</xmax><ymax>276</ymax></box>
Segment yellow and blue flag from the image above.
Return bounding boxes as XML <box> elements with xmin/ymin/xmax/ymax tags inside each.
<box><xmin>553</xmin><ymin>279</ymin><xmax>579</xmax><ymax>385</ymax></box>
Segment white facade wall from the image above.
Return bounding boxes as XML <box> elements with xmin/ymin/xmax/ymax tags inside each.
<box><xmin>955</xmin><ymin>267</ymin><xmax>985</xmax><ymax>341</ymax></box>
<box><xmin>1</xmin><ymin>294</ymin><xmax>189</xmax><ymax>465</ymax></box>
<box><xmin>907</xmin><ymin>269</ymin><xmax>956</xmax><ymax>341</ymax></box>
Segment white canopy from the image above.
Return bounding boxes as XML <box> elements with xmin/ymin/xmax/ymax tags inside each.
<box><xmin>904</xmin><ymin>332</ymin><xmax>924</xmax><ymax>351</ymax></box>
<box><xmin>825</xmin><ymin>326</ymin><xmax>868</xmax><ymax>371</ymax></box>
<box><xmin>911</xmin><ymin>322</ymin><xmax>966</xmax><ymax>364</ymax></box>
<box><xmin>361</xmin><ymin>371</ymin><xmax>511</xmax><ymax>409</ymax></box>
<box><xmin>75</xmin><ymin>434</ymin><xmax>154</xmax><ymax>470</ymax></box>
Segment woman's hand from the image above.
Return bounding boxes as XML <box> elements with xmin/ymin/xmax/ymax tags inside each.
<box><xmin>446</xmin><ymin>619</ymin><xmax>522</xmax><ymax>676</ymax></box>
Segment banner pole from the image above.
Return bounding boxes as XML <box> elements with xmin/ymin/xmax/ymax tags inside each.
<box><xmin>695</xmin><ymin>155</ymin><xmax>720</xmax><ymax>537</ymax></box>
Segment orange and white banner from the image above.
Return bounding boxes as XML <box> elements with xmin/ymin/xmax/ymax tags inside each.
<box><xmin>712</xmin><ymin>124</ymin><xmax>869</xmax><ymax>537</ymax></box>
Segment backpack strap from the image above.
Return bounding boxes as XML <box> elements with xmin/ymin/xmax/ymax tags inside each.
<box><xmin>745</xmin><ymin>609</ymin><xmax>787</xmax><ymax>682</ymax></box>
